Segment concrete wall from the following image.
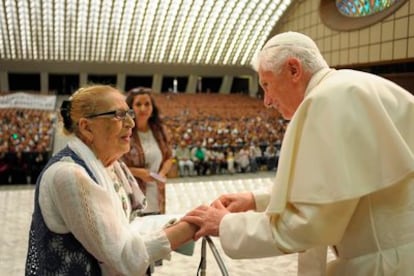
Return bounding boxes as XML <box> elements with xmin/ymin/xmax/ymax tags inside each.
<box><xmin>273</xmin><ymin>0</ymin><xmax>414</xmax><ymax>68</ymax></box>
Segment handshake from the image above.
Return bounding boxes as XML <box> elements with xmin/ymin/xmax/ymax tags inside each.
<box><xmin>180</xmin><ymin>191</ymin><xmax>256</xmax><ymax>241</ymax></box>
<box><xmin>155</xmin><ymin>191</ymin><xmax>256</xmax><ymax>260</ymax></box>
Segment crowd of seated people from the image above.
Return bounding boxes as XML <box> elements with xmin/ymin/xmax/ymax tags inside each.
<box><xmin>0</xmin><ymin>108</ymin><xmax>56</xmax><ymax>184</ymax></box>
<box><xmin>153</xmin><ymin>93</ymin><xmax>288</xmax><ymax>177</ymax></box>
<box><xmin>0</xmin><ymin>93</ymin><xmax>287</xmax><ymax>183</ymax></box>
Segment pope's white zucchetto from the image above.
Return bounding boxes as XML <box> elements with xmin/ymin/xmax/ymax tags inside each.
<box><xmin>262</xmin><ymin>31</ymin><xmax>321</xmax><ymax>54</ymax></box>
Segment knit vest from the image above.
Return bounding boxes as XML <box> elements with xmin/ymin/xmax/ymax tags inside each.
<box><xmin>25</xmin><ymin>146</ymin><xmax>101</xmax><ymax>275</ymax></box>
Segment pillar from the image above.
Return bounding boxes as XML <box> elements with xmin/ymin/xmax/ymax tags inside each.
<box><xmin>152</xmin><ymin>74</ymin><xmax>162</xmax><ymax>93</ymax></box>
<box><xmin>79</xmin><ymin>73</ymin><xmax>88</xmax><ymax>87</ymax></box>
<box><xmin>186</xmin><ymin>75</ymin><xmax>198</xmax><ymax>93</ymax></box>
<box><xmin>219</xmin><ymin>75</ymin><xmax>233</xmax><ymax>94</ymax></box>
<box><xmin>40</xmin><ymin>72</ymin><xmax>48</xmax><ymax>94</ymax></box>
<box><xmin>248</xmin><ymin>74</ymin><xmax>259</xmax><ymax>98</ymax></box>
<box><xmin>117</xmin><ymin>73</ymin><xmax>126</xmax><ymax>92</ymax></box>
<box><xmin>0</xmin><ymin>71</ymin><xmax>8</xmax><ymax>92</ymax></box>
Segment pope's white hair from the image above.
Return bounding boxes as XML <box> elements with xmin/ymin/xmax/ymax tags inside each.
<box><xmin>252</xmin><ymin>31</ymin><xmax>329</xmax><ymax>74</ymax></box>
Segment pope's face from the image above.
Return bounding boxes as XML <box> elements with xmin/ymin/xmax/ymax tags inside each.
<box><xmin>259</xmin><ymin>65</ymin><xmax>304</xmax><ymax>120</ymax></box>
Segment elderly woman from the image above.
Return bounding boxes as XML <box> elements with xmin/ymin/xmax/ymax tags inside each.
<box><xmin>25</xmin><ymin>85</ymin><xmax>196</xmax><ymax>276</ymax></box>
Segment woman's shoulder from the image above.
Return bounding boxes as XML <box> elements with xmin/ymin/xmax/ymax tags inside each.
<box><xmin>42</xmin><ymin>159</ymin><xmax>89</xmax><ymax>185</ymax></box>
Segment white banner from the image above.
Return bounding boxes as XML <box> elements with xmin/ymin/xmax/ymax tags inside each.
<box><xmin>0</xmin><ymin>92</ymin><xmax>57</xmax><ymax>110</ymax></box>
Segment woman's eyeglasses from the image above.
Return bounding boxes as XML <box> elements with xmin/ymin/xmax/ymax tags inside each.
<box><xmin>86</xmin><ymin>109</ymin><xmax>135</xmax><ymax>120</ymax></box>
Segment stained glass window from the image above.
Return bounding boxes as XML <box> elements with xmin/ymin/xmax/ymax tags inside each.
<box><xmin>321</xmin><ymin>0</ymin><xmax>407</xmax><ymax>31</ymax></box>
<box><xmin>336</xmin><ymin>0</ymin><xmax>399</xmax><ymax>17</ymax></box>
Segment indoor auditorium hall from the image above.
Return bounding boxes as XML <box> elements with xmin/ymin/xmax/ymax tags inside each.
<box><xmin>1</xmin><ymin>0</ymin><xmax>414</xmax><ymax>275</ymax></box>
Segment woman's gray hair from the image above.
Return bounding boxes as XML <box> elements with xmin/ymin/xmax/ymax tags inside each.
<box><xmin>60</xmin><ymin>85</ymin><xmax>120</xmax><ymax>136</ymax></box>
<box><xmin>252</xmin><ymin>32</ymin><xmax>329</xmax><ymax>74</ymax></box>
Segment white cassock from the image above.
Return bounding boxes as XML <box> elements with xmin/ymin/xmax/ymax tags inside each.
<box><xmin>218</xmin><ymin>68</ymin><xmax>414</xmax><ymax>276</ymax></box>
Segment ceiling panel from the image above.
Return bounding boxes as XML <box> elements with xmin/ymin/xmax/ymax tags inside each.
<box><xmin>0</xmin><ymin>0</ymin><xmax>292</xmax><ymax>66</ymax></box>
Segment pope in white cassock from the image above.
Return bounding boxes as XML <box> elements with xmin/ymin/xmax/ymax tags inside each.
<box><xmin>183</xmin><ymin>31</ymin><xmax>414</xmax><ymax>276</ymax></box>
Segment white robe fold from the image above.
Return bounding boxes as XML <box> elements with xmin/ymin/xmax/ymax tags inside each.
<box><xmin>219</xmin><ymin>69</ymin><xmax>414</xmax><ymax>275</ymax></box>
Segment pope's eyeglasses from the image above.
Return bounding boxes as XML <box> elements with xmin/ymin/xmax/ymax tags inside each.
<box><xmin>86</xmin><ymin>109</ymin><xmax>135</xmax><ymax>120</ymax></box>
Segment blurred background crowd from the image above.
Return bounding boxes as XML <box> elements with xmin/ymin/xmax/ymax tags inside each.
<box><xmin>0</xmin><ymin>92</ymin><xmax>287</xmax><ymax>185</ymax></box>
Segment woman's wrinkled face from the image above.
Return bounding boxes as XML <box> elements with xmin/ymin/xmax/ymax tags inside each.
<box><xmin>87</xmin><ymin>91</ymin><xmax>134</xmax><ymax>165</ymax></box>
<box><xmin>132</xmin><ymin>94</ymin><xmax>153</xmax><ymax>126</ymax></box>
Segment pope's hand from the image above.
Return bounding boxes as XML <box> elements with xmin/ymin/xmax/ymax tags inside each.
<box><xmin>212</xmin><ymin>192</ymin><xmax>256</xmax><ymax>212</ymax></box>
<box><xmin>181</xmin><ymin>201</ymin><xmax>229</xmax><ymax>240</ymax></box>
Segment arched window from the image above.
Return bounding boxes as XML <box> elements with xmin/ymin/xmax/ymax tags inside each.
<box><xmin>320</xmin><ymin>0</ymin><xmax>407</xmax><ymax>31</ymax></box>
<box><xmin>337</xmin><ymin>0</ymin><xmax>399</xmax><ymax>17</ymax></box>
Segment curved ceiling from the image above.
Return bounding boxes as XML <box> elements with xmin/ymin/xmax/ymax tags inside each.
<box><xmin>0</xmin><ymin>0</ymin><xmax>292</xmax><ymax>67</ymax></box>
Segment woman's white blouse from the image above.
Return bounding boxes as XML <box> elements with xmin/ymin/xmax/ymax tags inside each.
<box><xmin>39</xmin><ymin>160</ymin><xmax>171</xmax><ymax>276</ymax></box>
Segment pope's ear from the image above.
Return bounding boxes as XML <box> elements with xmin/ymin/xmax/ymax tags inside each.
<box><xmin>287</xmin><ymin>58</ymin><xmax>302</xmax><ymax>80</ymax></box>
